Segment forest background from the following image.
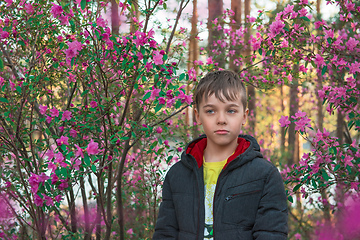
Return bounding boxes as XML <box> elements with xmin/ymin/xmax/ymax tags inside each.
<box><xmin>0</xmin><ymin>0</ymin><xmax>359</xmax><ymax>239</ymax></box>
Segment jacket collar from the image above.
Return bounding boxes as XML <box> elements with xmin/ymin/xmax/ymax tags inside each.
<box><xmin>185</xmin><ymin>134</ymin><xmax>251</xmax><ymax>169</ymax></box>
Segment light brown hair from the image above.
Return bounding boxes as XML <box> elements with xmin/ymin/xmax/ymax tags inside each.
<box><xmin>194</xmin><ymin>70</ymin><xmax>247</xmax><ymax>110</ymax></box>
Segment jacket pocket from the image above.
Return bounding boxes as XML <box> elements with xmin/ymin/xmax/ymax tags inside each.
<box><xmin>221</xmin><ymin>180</ymin><xmax>263</xmax><ymax>226</ymax></box>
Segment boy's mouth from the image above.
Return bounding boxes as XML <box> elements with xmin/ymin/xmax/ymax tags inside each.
<box><xmin>215</xmin><ymin>130</ymin><xmax>229</xmax><ymax>134</ymax></box>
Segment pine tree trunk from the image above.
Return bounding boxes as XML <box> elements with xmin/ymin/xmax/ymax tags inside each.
<box><xmin>208</xmin><ymin>0</ymin><xmax>224</xmax><ymax>68</ymax></box>
<box><xmin>288</xmin><ymin>66</ymin><xmax>299</xmax><ymax>167</ymax></box>
<box><xmin>280</xmin><ymin>85</ymin><xmax>286</xmax><ymax>152</ymax></box>
<box><xmin>229</xmin><ymin>0</ymin><xmax>242</xmax><ymax>71</ymax></box>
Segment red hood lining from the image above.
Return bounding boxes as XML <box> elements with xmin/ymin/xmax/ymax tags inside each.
<box><xmin>186</xmin><ymin>137</ymin><xmax>250</xmax><ymax>169</ymax></box>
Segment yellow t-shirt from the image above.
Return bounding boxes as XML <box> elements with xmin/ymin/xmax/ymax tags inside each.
<box><xmin>203</xmin><ymin>158</ymin><xmax>227</xmax><ymax>239</ymax></box>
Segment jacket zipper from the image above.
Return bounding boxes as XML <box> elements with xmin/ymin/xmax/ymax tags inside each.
<box><xmin>225</xmin><ymin>190</ymin><xmax>260</xmax><ymax>201</ymax></box>
<box><xmin>196</xmin><ymin>174</ymin><xmax>200</xmax><ymax>240</ymax></box>
<box><xmin>212</xmin><ymin>170</ymin><xmax>224</xmax><ymax>240</ymax></box>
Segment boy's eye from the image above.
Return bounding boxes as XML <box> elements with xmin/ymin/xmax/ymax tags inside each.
<box><xmin>228</xmin><ymin>109</ymin><xmax>236</xmax><ymax>114</ymax></box>
<box><xmin>205</xmin><ymin>109</ymin><xmax>214</xmax><ymax>114</ymax></box>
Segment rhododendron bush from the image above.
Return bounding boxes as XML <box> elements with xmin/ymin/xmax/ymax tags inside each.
<box><xmin>1</xmin><ymin>0</ymin><xmax>360</xmax><ymax>238</ymax></box>
<box><xmin>0</xmin><ymin>0</ymin><xmax>191</xmax><ymax>239</ymax></box>
<box><xmin>199</xmin><ymin>0</ymin><xmax>360</xmax><ymax>238</ymax></box>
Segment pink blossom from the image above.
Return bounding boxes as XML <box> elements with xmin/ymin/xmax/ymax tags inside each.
<box><xmin>70</xmin><ymin>128</ymin><xmax>77</xmax><ymax>138</ymax></box>
<box><xmin>0</xmin><ymin>31</ymin><xmax>9</xmax><ymax>39</ymax></box>
<box><xmin>44</xmin><ymin>195</ymin><xmax>54</xmax><ymax>206</ymax></box>
<box><xmin>166</xmin><ymin>90</ymin><xmax>173</xmax><ymax>99</ymax></box>
<box><xmin>46</xmin><ymin>115</ymin><xmax>52</xmax><ymax>123</ymax></box>
<box><xmin>75</xmin><ymin>144</ymin><xmax>84</xmax><ymax>158</ymax></box>
<box><xmin>29</xmin><ymin>173</ymin><xmax>40</xmax><ymax>193</ymax></box>
<box><xmin>345</xmin><ymin>1</ymin><xmax>355</xmax><ymax>11</ymax></box>
<box><xmin>50</xmin><ymin>107</ymin><xmax>59</xmax><ymax>117</ymax></box>
<box><xmin>68</xmin><ymin>74</ymin><xmax>76</xmax><ymax>83</ymax></box>
<box><xmin>183</xmin><ymin>94</ymin><xmax>193</xmax><ymax>105</ymax></box>
<box><xmin>343</xmin><ymin>155</ymin><xmax>354</xmax><ymax>167</ymax></box>
<box><xmin>58</xmin><ymin>179</ymin><xmax>69</xmax><ymax>190</ymax></box>
<box><xmin>294</xmin><ymin>110</ymin><xmax>307</xmax><ymax>118</ymax></box>
<box><xmin>54</xmin><ymin>152</ymin><xmax>64</xmax><ymax>163</ymax></box>
<box><xmin>318</xmin><ymin>89</ymin><xmax>326</xmax><ymax>98</ymax></box>
<box><xmin>34</xmin><ymin>194</ymin><xmax>44</xmax><ymax>207</ymax></box>
<box><xmin>299</xmin><ymin>8</ymin><xmax>308</xmax><ymax>17</ymax></box>
<box><xmin>59</xmin><ymin>15</ymin><xmax>69</xmax><ymax>26</ymax></box>
<box><xmin>51</xmin><ymin>174</ymin><xmax>58</xmax><ymax>184</ymax></box>
<box><xmin>64</xmin><ymin>40</ymin><xmax>83</xmax><ymax>61</ymax></box>
<box><xmin>87</xmin><ymin>139</ymin><xmax>99</xmax><ymax>155</ymax></box>
<box><xmin>0</xmin><ymin>195</ymin><xmax>12</xmax><ymax>219</ymax></box>
<box><xmin>55</xmin><ymin>195</ymin><xmax>62</xmax><ymax>203</ymax></box>
<box><xmin>156</xmin><ymin>127</ymin><xmax>162</xmax><ymax>134</ymax></box>
<box><xmin>346</xmin><ymin>37</ymin><xmax>359</xmax><ymax>51</ymax></box>
<box><xmin>349</xmin><ymin>61</ymin><xmax>360</xmax><ymax>74</ymax></box>
<box><xmin>24</xmin><ymin>3</ymin><xmax>34</xmax><ymax>14</ymax></box>
<box><xmin>38</xmin><ymin>173</ymin><xmax>49</xmax><ymax>182</ymax></box>
<box><xmin>269</xmin><ymin>20</ymin><xmax>285</xmax><ymax>37</ymax></box>
<box><xmin>62</xmin><ymin>110</ymin><xmax>72</xmax><ymax>121</ymax></box>
<box><xmin>90</xmin><ymin>101</ymin><xmax>98</xmax><ymax>108</ymax></box>
<box><xmin>39</xmin><ymin>105</ymin><xmax>47</xmax><ymax>115</ymax></box>
<box><xmin>158</xmin><ymin>97</ymin><xmax>166</xmax><ymax>105</ymax></box>
<box><xmin>279</xmin><ymin>116</ymin><xmax>291</xmax><ymax>127</ymax></box>
<box><xmin>96</xmin><ymin>17</ymin><xmax>107</xmax><ymax>28</ymax></box>
<box><xmin>126</xmin><ymin>228</ymin><xmax>134</xmax><ymax>235</ymax></box>
<box><xmin>151</xmin><ymin>88</ymin><xmax>161</xmax><ymax>100</ymax></box>
<box><xmin>145</xmin><ymin>62</ymin><xmax>152</xmax><ymax>72</ymax></box>
<box><xmin>283</xmin><ymin>4</ymin><xmax>294</xmax><ymax>15</ymax></box>
<box><xmin>48</xmin><ymin>162</ymin><xmax>57</xmax><ymax>172</ymax></box>
<box><xmin>166</xmin><ymin>98</ymin><xmax>176</xmax><ymax>108</ymax></box>
<box><xmin>72</xmin><ymin>158</ymin><xmax>81</xmax><ymax>170</ymax></box>
<box><xmin>324</xmin><ymin>29</ymin><xmax>334</xmax><ymax>39</ymax></box>
<box><xmin>136</xmin><ymin>52</ymin><xmax>143</xmax><ymax>60</ymax></box>
<box><xmin>206</xmin><ymin>57</ymin><xmax>214</xmax><ymax>64</ymax></box>
<box><xmin>51</xmin><ymin>4</ymin><xmax>63</xmax><ymax>18</ymax></box>
<box><xmin>294</xmin><ymin>116</ymin><xmax>311</xmax><ymax>132</ymax></box>
<box><xmin>56</xmin><ymin>135</ymin><xmax>69</xmax><ymax>145</ymax></box>
<box><xmin>279</xmin><ymin>39</ymin><xmax>288</xmax><ymax>48</ymax></box>
<box><xmin>314</xmin><ymin>54</ymin><xmax>325</xmax><ymax>67</ymax></box>
<box><xmin>5</xmin><ymin>0</ymin><xmax>13</xmax><ymax>7</ymax></box>
<box><xmin>153</xmin><ymin>51</ymin><xmax>163</xmax><ymax>65</ymax></box>
<box><xmin>299</xmin><ymin>65</ymin><xmax>308</xmax><ymax>73</ymax></box>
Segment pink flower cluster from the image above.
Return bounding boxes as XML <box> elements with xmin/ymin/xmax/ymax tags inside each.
<box><xmin>291</xmin><ymin>110</ymin><xmax>311</xmax><ymax>132</ymax></box>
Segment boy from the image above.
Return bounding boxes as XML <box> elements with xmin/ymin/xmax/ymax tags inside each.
<box><xmin>153</xmin><ymin>70</ymin><xmax>288</xmax><ymax>239</ymax></box>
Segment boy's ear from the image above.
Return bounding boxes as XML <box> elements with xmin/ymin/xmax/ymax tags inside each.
<box><xmin>194</xmin><ymin>107</ymin><xmax>202</xmax><ymax>125</ymax></box>
<box><xmin>242</xmin><ymin>108</ymin><xmax>249</xmax><ymax>125</ymax></box>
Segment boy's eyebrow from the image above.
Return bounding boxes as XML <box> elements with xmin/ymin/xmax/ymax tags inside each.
<box><xmin>202</xmin><ymin>103</ymin><xmax>240</xmax><ymax>108</ymax></box>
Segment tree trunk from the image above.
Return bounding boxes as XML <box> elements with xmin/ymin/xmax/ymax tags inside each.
<box><xmin>243</xmin><ymin>0</ymin><xmax>255</xmax><ymax>133</ymax></box>
<box><xmin>187</xmin><ymin>0</ymin><xmax>199</xmax><ymax>139</ymax></box>
<box><xmin>80</xmin><ymin>176</ymin><xmax>91</xmax><ymax>240</ymax></box>
<box><xmin>111</xmin><ymin>0</ymin><xmax>120</xmax><ymax>35</ymax></box>
<box><xmin>288</xmin><ymin>66</ymin><xmax>299</xmax><ymax>167</ymax></box>
<box><xmin>229</xmin><ymin>0</ymin><xmax>242</xmax><ymax>71</ymax></box>
<box><xmin>208</xmin><ymin>0</ymin><xmax>224</xmax><ymax>68</ymax></box>
<box><xmin>130</xmin><ymin>0</ymin><xmax>139</xmax><ymax>34</ymax></box>
<box><xmin>316</xmin><ymin>0</ymin><xmax>321</xmax><ymax>16</ymax></box>
<box><xmin>280</xmin><ymin>85</ymin><xmax>286</xmax><ymax>152</ymax></box>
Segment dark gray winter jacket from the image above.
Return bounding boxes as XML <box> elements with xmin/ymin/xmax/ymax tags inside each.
<box><xmin>153</xmin><ymin>135</ymin><xmax>288</xmax><ymax>240</ymax></box>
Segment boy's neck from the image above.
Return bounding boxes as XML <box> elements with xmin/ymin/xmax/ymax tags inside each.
<box><xmin>203</xmin><ymin>140</ymin><xmax>238</xmax><ymax>163</ymax></box>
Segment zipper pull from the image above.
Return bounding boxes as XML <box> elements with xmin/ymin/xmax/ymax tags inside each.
<box><xmin>225</xmin><ymin>195</ymin><xmax>232</xmax><ymax>201</ymax></box>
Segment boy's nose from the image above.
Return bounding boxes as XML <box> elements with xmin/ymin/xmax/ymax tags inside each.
<box><xmin>217</xmin><ymin>113</ymin><xmax>227</xmax><ymax>125</ymax></box>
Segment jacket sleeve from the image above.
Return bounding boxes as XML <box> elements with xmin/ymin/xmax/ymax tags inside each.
<box><xmin>252</xmin><ymin>167</ymin><xmax>288</xmax><ymax>240</ymax></box>
<box><xmin>153</xmin><ymin>172</ymin><xmax>179</xmax><ymax>240</ymax></box>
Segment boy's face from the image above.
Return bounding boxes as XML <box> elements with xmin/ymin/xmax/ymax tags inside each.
<box><xmin>194</xmin><ymin>93</ymin><xmax>248</xmax><ymax>150</ymax></box>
